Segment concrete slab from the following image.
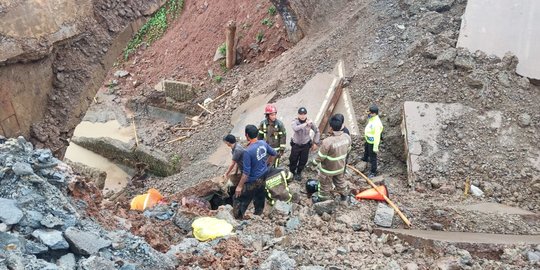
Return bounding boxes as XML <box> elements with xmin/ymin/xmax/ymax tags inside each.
<box><xmin>209</xmin><ymin>61</ymin><xmax>360</xmax><ymax>167</ymax></box>
<box><xmin>375</xmin><ymin>228</ymin><xmax>540</xmax><ymax>259</ymax></box>
<box><xmin>401</xmin><ymin>101</ymin><xmax>468</xmax><ymax>186</ymax></box>
<box><xmin>457</xmin><ymin>0</ymin><xmax>540</xmax><ymax>79</ymax></box>
<box><xmin>453</xmin><ymin>202</ymin><xmax>538</xmax><ymax>216</ymax></box>
<box><xmin>376</xmin><ymin>228</ymin><xmax>540</xmax><ymax>245</ymax></box>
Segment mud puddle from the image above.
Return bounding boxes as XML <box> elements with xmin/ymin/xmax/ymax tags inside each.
<box><xmin>73</xmin><ymin>120</ymin><xmax>133</xmax><ymax>142</ymax></box>
<box><xmin>65</xmin><ymin>142</ymin><xmax>133</xmax><ymax>193</ymax></box>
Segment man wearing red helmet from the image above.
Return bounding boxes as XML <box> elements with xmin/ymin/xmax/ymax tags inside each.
<box><xmin>258</xmin><ymin>104</ymin><xmax>287</xmax><ymax>167</ymax></box>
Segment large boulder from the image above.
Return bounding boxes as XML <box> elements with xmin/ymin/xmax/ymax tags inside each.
<box><xmin>64</xmin><ymin>227</ymin><xmax>111</xmax><ymax>255</ymax></box>
<box><xmin>32</xmin><ymin>229</ymin><xmax>69</xmax><ymax>250</ymax></box>
<box><xmin>0</xmin><ymin>198</ymin><xmax>24</xmax><ymax>225</ymax></box>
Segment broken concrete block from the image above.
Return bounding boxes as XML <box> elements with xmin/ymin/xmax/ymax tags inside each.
<box><xmin>313</xmin><ymin>200</ymin><xmax>337</xmax><ymax>215</ymax></box>
<box><xmin>374</xmin><ymin>203</ymin><xmax>394</xmax><ymax>228</ymax></box>
<box><xmin>163</xmin><ymin>80</ymin><xmax>195</xmax><ymax>102</ymax></box>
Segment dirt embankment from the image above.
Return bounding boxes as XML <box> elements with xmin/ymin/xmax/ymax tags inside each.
<box><xmin>0</xmin><ymin>0</ymin><xmax>164</xmax><ymax>157</ymax></box>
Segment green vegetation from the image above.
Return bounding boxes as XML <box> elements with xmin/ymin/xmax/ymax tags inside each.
<box><xmin>218</xmin><ymin>43</ymin><xmax>227</xmax><ymax>55</ymax></box>
<box><xmin>214</xmin><ymin>75</ymin><xmax>223</xmax><ymax>83</ymax></box>
<box><xmin>123</xmin><ymin>0</ymin><xmax>185</xmax><ymax>60</ymax></box>
<box><xmin>220</xmin><ymin>60</ymin><xmax>228</xmax><ymax>73</ymax></box>
<box><xmin>268</xmin><ymin>5</ymin><xmax>277</xmax><ymax>16</ymax></box>
<box><xmin>170</xmin><ymin>154</ymin><xmax>180</xmax><ymax>170</ymax></box>
<box><xmin>256</xmin><ymin>30</ymin><xmax>265</xmax><ymax>43</ymax></box>
<box><xmin>261</xmin><ymin>18</ymin><xmax>274</xmax><ymax>28</ymax></box>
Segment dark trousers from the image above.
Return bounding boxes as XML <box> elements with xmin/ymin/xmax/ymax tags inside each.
<box><xmin>362</xmin><ymin>142</ymin><xmax>377</xmax><ymax>174</ymax></box>
<box><xmin>233</xmin><ymin>179</ymin><xmax>265</xmax><ymax>219</ymax></box>
<box><xmin>289</xmin><ymin>142</ymin><xmax>310</xmax><ymax>175</ymax></box>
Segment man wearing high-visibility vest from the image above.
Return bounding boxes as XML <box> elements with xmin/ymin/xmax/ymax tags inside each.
<box><xmin>312</xmin><ymin>115</ymin><xmax>352</xmax><ymax>203</ymax></box>
<box><xmin>362</xmin><ymin>104</ymin><xmax>384</xmax><ymax>178</ymax></box>
<box><xmin>258</xmin><ymin>104</ymin><xmax>287</xmax><ymax>167</ymax></box>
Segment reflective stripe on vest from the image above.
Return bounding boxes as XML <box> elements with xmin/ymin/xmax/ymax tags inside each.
<box><xmin>317</xmin><ymin>151</ymin><xmax>347</xmax><ymax>161</ymax></box>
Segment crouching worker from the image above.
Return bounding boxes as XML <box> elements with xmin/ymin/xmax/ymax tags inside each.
<box><xmin>233</xmin><ymin>125</ymin><xmax>277</xmax><ymax>219</ymax></box>
<box><xmin>264</xmin><ymin>167</ymin><xmax>293</xmax><ymax>206</ymax></box>
<box><xmin>312</xmin><ymin>115</ymin><xmax>352</xmax><ymax>203</ymax></box>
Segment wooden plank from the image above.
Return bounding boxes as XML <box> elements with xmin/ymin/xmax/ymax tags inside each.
<box><xmin>317</xmin><ymin>79</ymin><xmax>344</xmax><ymax>133</ymax></box>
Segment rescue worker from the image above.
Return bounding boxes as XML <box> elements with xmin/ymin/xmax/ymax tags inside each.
<box><xmin>334</xmin><ymin>113</ymin><xmax>350</xmax><ymax>175</ymax></box>
<box><xmin>312</xmin><ymin>115</ymin><xmax>352</xmax><ymax>203</ymax></box>
<box><xmin>223</xmin><ymin>134</ymin><xmax>244</xmax><ymax>182</ymax></box>
<box><xmin>258</xmin><ymin>104</ymin><xmax>286</xmax><ymax>167</ymax></box>
<box><xmin>264</xmin><ymin>167</ymin><xmax>293</xmax><ymax>206</ymax></box>
<box><xmin>289</xmin><ymin>107</ymin><xmax>320</xmax><ymax>181</ymax></box>
<box><xmin>362</xmin><ymin>104</ymin><xmax>384</xmax><ymax>178</ymax></box>
<box><xmin>234</xmin><ymin>125</ymin><xmax>277</xmax><ymax>219</ymax></box>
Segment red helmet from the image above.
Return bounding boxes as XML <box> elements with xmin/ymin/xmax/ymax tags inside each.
<box><xmin>264</xmin><ymin>104</ymin><xmax>277</xmax><ymax>114</ymax></box>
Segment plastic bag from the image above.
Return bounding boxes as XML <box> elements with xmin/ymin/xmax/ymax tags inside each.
<box><xmin>192</xmin><ymin>217</ymin><xmax>233</xmax><ymax>241</ymax></box>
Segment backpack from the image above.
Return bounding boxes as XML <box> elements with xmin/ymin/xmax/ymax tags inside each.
<box><xmin>264</xmin><ymin>167</ymin><xmax>293</xmax><ymax>205</ymax></box>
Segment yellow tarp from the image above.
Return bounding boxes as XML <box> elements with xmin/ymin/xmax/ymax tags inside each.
<box><xmin>192</xmin><ymin>217</ymin><xmax>233</xmax><ymax>241</ymax></box>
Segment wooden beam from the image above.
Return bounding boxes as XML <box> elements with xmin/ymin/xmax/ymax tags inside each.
<box><xmin>318</xmin><ymin>79</ymin><xmax>344</xmax><ymax>133</ymax></box>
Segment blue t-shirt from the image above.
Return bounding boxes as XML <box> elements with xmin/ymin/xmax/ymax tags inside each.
<box><xmin>242</xmin><ymin>140</ymin><xmax>277</xmax><ymax>183</ymax></box>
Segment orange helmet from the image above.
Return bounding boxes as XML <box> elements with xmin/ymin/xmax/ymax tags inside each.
<box><xmin>264</xmin><ymin>104</ymin><xmax>277</xmax><ymax>114</ymax></box>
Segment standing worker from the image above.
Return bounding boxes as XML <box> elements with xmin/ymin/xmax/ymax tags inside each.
<box><xmin>289</xmin><ymin>107</ymin><xmax>320</xmax><ymax>181</ymax></box>
<box><xmin>223</xmin><ymin>134</ymin><xmax>245</xmax><ymax>180</ymax></box>
<box><xmin>312</xmin><ymin>115</ymin><xmax>352</xmax><ymax>203</ymax></box>
<box><xmin>362</xmin><ymin>104</ymin><xmax>384</xmax><ymax>178</ymax></box>
<box><xmin>258</xmin><ymin>104</ymin><xmax>287</xmax><ymax>167</ymax></box>
<box><xmin>234</xmin><ymin>125</ymin><xmax>277</xmax><ymax>219</ymax></box>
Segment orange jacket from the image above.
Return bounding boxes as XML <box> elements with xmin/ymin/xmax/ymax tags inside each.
<box><xmin>130</xmin><ymin>188</ymin><xmax>163</xmax><ymax>211</ymax></box>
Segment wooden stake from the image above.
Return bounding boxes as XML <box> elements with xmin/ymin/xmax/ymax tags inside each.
<box><xmin>225</xmin><ymin>21</ymin><xmax>237</xmax><ymax>69</ymax></box>
<box><xmin>172</xmin><ymin>127</ymin><xmax>196</xmax><ymax>131</ymax></box>
<box><xmin>197</xmin><ymin>103</ymin><xmax>214</xmax><ymax>115</ymax></box>
<box><xmin>347</xmin><ymin>164</ymin><xmax>412</xmax><ymax>227</ymax></box>
<box><xmin>132</xmin><ymin>118</ymin><xmax>139</xmax><ymax>147</ymax></box>
<box><xmin>208</xmin><ymin>88</ymin><xmax>233</xmax><ymax>104</ymax></box>
<box><xmin>166</xmin><ymin>136</ymin><xmax>188</xmax><ymax>144</ymax></box>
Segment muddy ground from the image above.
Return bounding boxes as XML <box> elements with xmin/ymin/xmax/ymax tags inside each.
<box><xmin>69</xmin><ymin>0</ymin><xmax>540</xmax><ymax>268</ymax></box>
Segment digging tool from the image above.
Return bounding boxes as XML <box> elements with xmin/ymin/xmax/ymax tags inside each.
<box><xmin>197</xmin><ymin>103</ymin><xmax>214</xmax><ymax>115</ymax></box>
<box><xmin>347</xmin><ymin>164</ymin><xmax>412</xmax><ymax>227</ymax></box>
<box><xmin>166</xmin><ymin>136</ymin><xmax>188</xmax><ymax>144</ymax></box>
<box><xmin>132</xmin><ymin>117</ymin><xmax>139</xmax><ymax>147</ymax></box>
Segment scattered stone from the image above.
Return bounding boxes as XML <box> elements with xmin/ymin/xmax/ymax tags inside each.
<box><xmin>374</xmin><ymin>203</ymin><xmax>394</xmax><ymax>228</ymax></box>
<box><xmin>12</xmin><ymin>162</ymin><xmax>34</xmax><ymax>176</ymax></box>
<box><xmin>0</xmin><ymin>223</ymin><xmax>7</xmax><ymax>232</ymax></box>
<box><xmin>274</xmin><ymin>226</ymin><xmax>285</xmax><ymax>237</ymax></box>
<box><xmin>313</xmin><ymin>200</ymin><xmax>338</xmax><ymax>215</ymax></box>
<box><xmin>336</xmin><ymin>246</ymin><xmax>348</xmax><ymax>255</ymax></box>
<box><xmin>78</xmin><ymin>256</ymin><xmax>115</xmax><ymax>270</ymax></box>
<box><xmin>497</xmin><ymin>72</ymin><xmax>511</xmax><ymax>87</ymax></box>
<box><xmin>435</xmin><ymin>48</ymin><xmax>457</xmax><ymax>69</ymax></box>
<box><xmin>260</xmin><ymin>250</ymin><xmax>296</xmax><ymax>270</ymax></box>
<box><xmin>40</xmin><ymin>214</ymin><xmax>64</xmax><ymax>228</ymax></box>
<box><xmin>470</xmin><ymin>185</ymin><xmax>484</xmax><ymax>197</ymax></box>
<box><xmin>404</xmin><ymin>262</ymin><xmax>419</xmax><ymax>270</ymax></box>
<box><xmin>32</xmin><ymin>229</ymin><xmax>69</xmax><ymax>250</ymax></box>
<box><xmin>466</xmin><ymin>71</ymin><xmax>485</xmax><ymax>88</ymax></box>
<box><xmin>454</xmin><ymin>54</ymin><xmax>475</xmax><ymax>71</ymax></box>
<box><xmin>215</xmin><ymin>205</ymin><xmax>238</xmax><ymax>227</ymax></box>
<box><xmin>0</xmin><ymin>231</ymin><xmax>22</xmax><ymax>251</ymax></box>
<box><xmin>527</xmin><ymin>251</ymin><xmax>540</xmax><ymax>263</ymax></box>
<box><xmin>273</xmin><ymin>201</ymin><xmax>293</xmax><ymax>216</ymax></box>
<box><xmin>64</xmin><ymin>227</ymin><xmax>111</xmax><ymax>255</ymax></box>
<box><xmin>57</xmin><ymin>253</ymin><xmax>77</xmax><ymax>270</ymax></box>
<box><xmin>0</xmin><ymin>199</ymin><xmax>24</xmax><ymax>225</ymax></box>
<box><xmin>382</xmin><ymin>246</ymin><xmax>394</xmax><ymax>257</ymax></box>
<box><xmin>430</xmin><ymin>178</ymin><xmax>442</xmax><ymax>189</ymax></box>
<box><xmin>518</xmin><ymin>113</ymin><xmax>531</xmax><ymax>127</ymax></box>
<box><xmin>114</xmin><ymin>70</ymin><xmax>129</xmax><ymax>78</ymax></box>
<box><xmin>431</xmin><ymin>222</ymin><xmax>444</xmax><ymax>231</ymax></box>
<box><xmin>458</xmin><ymin>249</ymin><xmax>473</xmax><ymax>266</ymax></box>
<box><xmin>336</xmin><ymin>214</ymin><xmax>355</xmax><ymax>228</ymax></box>
<box><xmin>387</xmin><ymin>259</ymin><xmax>401</xmax><ymax>270</ymax></box>
<box><xmin>213</xmin><ymin>46</ymin><xmax>226</xmax><ymax>61</ymax></box>
<box><xmin>394</xmin><ymin>243</ymin><xmax>406</xmax><ymax>254</ymax></box>
<box><xmin>426</xmin><ymin>0</ymin><xmax>455</xmax><ymax>12</ymax></box>
<box><xmin>517</xmin><ymin>76</ymin><xmax>530</xmax><ymax>89</ymax></box>
<box><xmin>299</xmin><ymin>267</ymin><xmax>325</xmax><ymax>270</ymax></box>
<box><xmin>418</xmin><ymin>12</ymin><xmax>446</xmax><ymax>34</ymax></box>
<box><xmin>21</xmin><ymin>210</ymin><xmax>44</xmax><ymax>228</ymax></box>
<box><xmin>285</xmin><ymin>217</ymin><xmax>301</xmax><ymax>232</ymax></box>
<box><xmin>25</xmin><ymin>239</ymin><xmax>49</xmax><ymax>254</ymax></box>
<box><xmin>173</xmin><ymin>211</ymin><xmax>196</xmax><ymax>232</ymax></box>
<box><xmin>321</xmin><ymin>212</ymin><xmax>332</xmax><ymax>222</ymax></box>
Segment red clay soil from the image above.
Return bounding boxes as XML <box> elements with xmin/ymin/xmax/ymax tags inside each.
<box><xmin>120</xmin><ymin>0</ymin><xmax>290</xmax><ymax>90</ymax></box>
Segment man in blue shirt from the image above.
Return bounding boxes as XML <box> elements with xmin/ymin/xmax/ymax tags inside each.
<box><xmin>233</xmin><ymin>125</ymin><xmax>277</xmax><ymax>219</ymax></box>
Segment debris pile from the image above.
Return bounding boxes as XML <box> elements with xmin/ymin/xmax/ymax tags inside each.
<box><xmin>0</xmin><ymin>136</ymin><xmax>175</xmax><ymax>269</ymax></box>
